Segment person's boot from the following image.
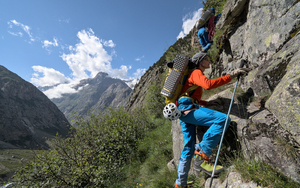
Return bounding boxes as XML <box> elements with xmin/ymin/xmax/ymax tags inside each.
<box><xmin>174</xmin><ymin>183</ymin><xmax>187</xmax><ymax>188</ymax></box>
<box><xmin>193</xmin><ymin>150</ymin><xmax>224</xmax><ymax>176</ymax></box>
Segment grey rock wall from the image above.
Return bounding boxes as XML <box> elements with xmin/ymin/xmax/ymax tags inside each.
<box><xmin>171</xmin><ymin>0</ymin><xmax>300</xmax><ymax>183</ymax></box>
<box><xmin>216</xmin><ymin>0</ymin><xmax>300</xmax><ymax>150</ymax></box>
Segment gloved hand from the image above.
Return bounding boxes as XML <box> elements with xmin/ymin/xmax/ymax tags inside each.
<box><xmin>229</xmin><ymin>68</ymin><xmax>251</xmax><ymax>78</ymax></box>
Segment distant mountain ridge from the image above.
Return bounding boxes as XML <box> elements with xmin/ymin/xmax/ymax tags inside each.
<box><xmin>0</xmin><ymin>65</ymin><xmax>70</xmax><ymax>149</ymax></box>
<box><xmin>52</xmin><ymin>72</ymin><xmax>132</xmax><ymax>124</ymax></box>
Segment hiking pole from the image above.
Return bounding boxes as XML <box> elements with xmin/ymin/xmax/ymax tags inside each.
<box><xmin>209</xmin><ymin>60</ymin><xmax>246</xmax><ymax>188</ymax></box>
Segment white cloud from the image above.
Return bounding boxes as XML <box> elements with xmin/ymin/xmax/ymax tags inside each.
<box><xmin>59</xmin><ymin>19</ymin><xmax>70</xmax><ymax>23</ymax></box>
<box><xmin>42</xmin><ymin>38</ymin><xmax>59</xmax><ymax>53</ymax></box>
<box><xmin>43</xmin><ymin>37</ymin><xmax>58</xmax><ymax>48</ymax></box>
<box><xmin>31</xmin><ymin>66</ymin><xmax>71</xmax><ymax>87</ymax></box>
<box><xmin>177</xmin><ymin>8</ymin><xmax>203</xmax><ymax>40</ymax></box>
<box><xmin>125</xmin><ymin>68</ymin><xmax>147</xmax><ymax>89</ymax></box>
<box><xmin>32</xmin><ymin>28</ymin><xmax>145</xmax><ymax>98</ymax></box>
<box><xmin>8</xmin><ymin>22</ymin><xmax>13</xmax><ymax>28</ymax></box>
<box><xmin>111</xmin><ymin>65</ymin><xmax>131</xmax><ymax>79</ymax></box>
<box><xmin>8</xmin><ymin>20</ymin><xmax>35</xmax><ymax>42</ymax></box>
<box><xmin>125</xmin><ymin>79</ymin><xmax>138</xmax><ymax>89</ymax></box>
<box><xmin>8</xmin><ymin>31</ymin><xmax>23</xmax><ymax>37</ymax></box>
<box><xmin>177</xmin><ymin>31</ymin><xmax>185</xmax><ymax>40</ymax></box>
<box><xmin>61</xmin><ymin>29</ymin><xmax>114</xmax><ymax>79</ymax></box>
<box><xmin>44</xmin><ymin>83</ymin><xmax>78</xmax><ymax>99</ymax></box>
<box><xmin>135</xmin><ymin>55</ymin><xmax>145</xmax><ymax>62</ymax></box>
<box><xmin>31</xmin><ymin>66</ymin><xmax>76</xmax><ymax>99</ymax></box>
<box><xmin>133</xmin><ymin>68</ymin><xmax>146</xmax><ymax>78</ymax></box>
<box><xmin>103</xmin><ymin>40</ymin><xmax>115</xmax><ymax>48</ymax></box>
<box><xmin>77</xmin><ymin>84</ymin><xmax>89</xmax><ymax>91</ymax></box>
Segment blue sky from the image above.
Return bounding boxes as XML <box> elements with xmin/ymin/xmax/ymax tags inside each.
<box><xmin>1</xmin><ymin>0</ymin><xmax>204</xmax><ymax>98</ymax></box>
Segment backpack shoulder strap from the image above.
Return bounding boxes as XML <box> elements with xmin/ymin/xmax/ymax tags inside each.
<box><xmin>179</xmin><ymin>85</ymin><xmax>199</xmax><ymax>99</ymax></box>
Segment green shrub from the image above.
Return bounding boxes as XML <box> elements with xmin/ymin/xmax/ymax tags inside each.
<box><xmin>165</xmin><ymin>47</ymin><xmax>177</xmax><ymax>62</ymax></box>
<box><xmin>12</xmin><ymin>108</ymin><xmax>153</xmax><ymax>188</ymax></box>
<box><xmin>114</xmin><ymin>117</ymin><xmax>176</xmax><ymax>188</ymax></box>
<box><xmin>144</xmin><ymin>79</ymin><xmax>166</xmax><ymax>119</ymax></box>
<box><xmin>203</xmin><ymin>0</ymin><xmax>228</xmax><ymax>14</ymax></box>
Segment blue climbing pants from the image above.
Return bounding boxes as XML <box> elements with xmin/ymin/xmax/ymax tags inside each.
<box><xmin>198</xmin><ymin>27</ymin><xmax>212</xmax><ymax>52</ymax></box>
<box><xmin>175</xmin><ymin>98</ymin><xmax>230</xmax><ymax>187</ymax></box>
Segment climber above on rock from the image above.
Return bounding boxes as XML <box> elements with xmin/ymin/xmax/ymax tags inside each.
<box><xmin>196</xmin><ymin>7</ymin><xmax>221</xmax><ymax>52</ymax></box>
<box><xmin>175</xmin><ymin>52</ymin><xmax>251</xmax><ymax>188</ymax></box>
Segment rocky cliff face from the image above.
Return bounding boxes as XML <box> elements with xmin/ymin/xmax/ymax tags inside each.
<box><xmin>52</xmin><ymin>72</ymin><xmax>132</xmax><ymax>123</ymax></box>
<box><xmin>0</xmin><ymin>66</ymin><xmax>70</xmax><ymax>149</ymax></box>
<box><xmin>126</xmin><ymin>32</ymin><xmax>198</xmax><ymax>111</ymax></box>
<box><xmin>177</xmin><ymin>0</ymin><xmax>300</xmax><ymax>183</ymax></box>
<box><xmin>216</xmin><ymin>0</ymin><xmax>300</xmax><ymax>149</ymax></box>
<box><xmin>215</xmin><ymin>0</ymin><xmax>300</xmax><ymax>181</ymax></box>
<box><xmin>127</xmin><ymin>0</ymin><xmax>300</xmax><ymax>185</ymax></box>
<box><xmin>126</xmin><ymin>66</ymin><xmax>165</xmax><ymax>110</ymax></box>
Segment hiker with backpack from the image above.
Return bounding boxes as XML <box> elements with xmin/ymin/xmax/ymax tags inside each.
<box><xmin>173</xmin><ymin>52</ymin><xmax>250</xmax><ymax>188</ymax></box>
<box><xmin>197</xmin><ymin>8</ymin><xmax>221</xmax><ymax>52</ymax></box>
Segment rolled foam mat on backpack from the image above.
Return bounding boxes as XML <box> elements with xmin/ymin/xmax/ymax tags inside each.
<box><xmin>161</xmin><ymin>55</ymin><xmax>189</xmax><ymax>98</ymax></box>
<box><xmin>161</xmin><ymin>70</ymin><xmax>182</xmax><ymax>98</ymax></box>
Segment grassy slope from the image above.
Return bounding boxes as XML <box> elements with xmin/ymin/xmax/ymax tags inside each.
<box><xmin>0</xmin><ymin>149</ymin><xmax>43</xmax><ymax>185</ymax></box>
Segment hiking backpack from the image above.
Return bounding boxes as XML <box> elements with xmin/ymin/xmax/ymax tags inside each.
<box><xmin>161</xmin><ymin>55</ymin><xmax>198</xmax><ymax>106</ymax></box>
<box><xmin>196</xmin><ymin>8</ymin><xmax>214</xmax><ymax>30</ymax></box>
